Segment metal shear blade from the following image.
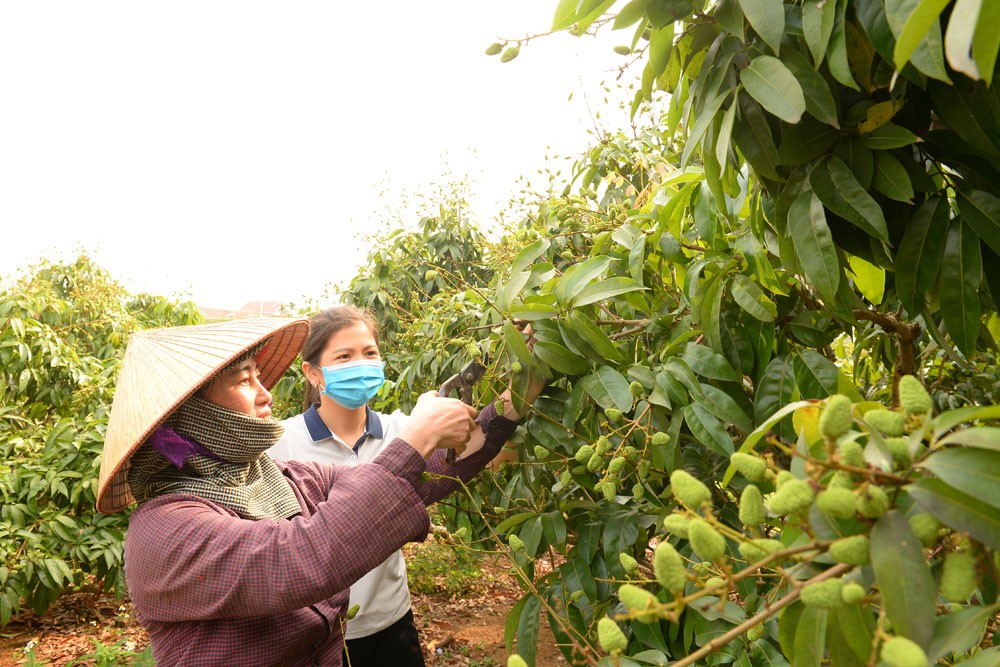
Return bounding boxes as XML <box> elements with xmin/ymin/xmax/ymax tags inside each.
<box><xmin>439</xmin><ymin>358</ymin><xmax>487</xmax><ymax>464</ymax></box>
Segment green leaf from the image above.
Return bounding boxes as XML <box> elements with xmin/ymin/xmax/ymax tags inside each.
<box><xmin>944</xmin><ymin>0</ymin><xmax>982</xmax><ymax>80</ymax></box>
<box><xmin>827</xmin><ymin>0</ymin><xmax>858</xmax><ymax>90</ymax></box>
<box><xmin>847</xmin><ymin>255</ymin><xmax>885</xmax><ymax>305</ymax></box>
<box><xmin>752</xmin><ymin>356</ymin><xmax>799</xmax><ymax>439</ymax></box>
<box><xmin>730</xmin><ymin>273</ymin><xmax>777</xmax><ymax>322</ymax></box>
<box><xmin>552</xmin><ymin>0</ymin><xmax>582</xmax><ymax>31</ymax></box>
<box><xmin>684</xmin><ymin>403</ymin><xmax>735</xmax><ymax>456</ymax></box>
<box><xmin>932</xmin><ymin>404</ymin><xmax>1000</xmax><ymax>438</ymax></box>
<box><xmin>613</xmin><ymin>0</ymin><xmax>651</xmax><ymax>30</ymax></box>
<box><xmin>927</xmin><ymin>604</ymin><xmax>998</xmax><ymax>662</ymax></box>
<box><xmin>957</xmin><ymin>190</ymin><xmax>1000</xmax><ymax>256</ymax></box>
<box><xmin>957</xmin><ymin>646</ymin><xmax>1000</xmax><ymax>666</ymax></box>
<box><xmin>870</xmin><ymin>511</ymin><xmax>936</xmax><ymax>648</ymax></box>
<box><xmin>810</xmin><ymin>156</ymin><xmax>889</xmax><ymax>241</ymax></box>
<box><xmin>791</xmin><ymin>348</ymin><xmax>839</xmax><ymax>398</ymax></box>
<box><xmin>698</xmin><ymin>383</ymin><xmax>754</xmax><ymax>433</ymax></box>
<box><xmin>561</xmin><ymin>311</ymin><xmax>625</xmax><ymax>364</ymax></box>
<box><xmin>895</xmin><ymin>196</ymin><xmax>950</xmax><ymax>314</ymax></box>
<box><xmin>513</xmin><ymin>238</ymin><xmax>552</xmax><ymax>274</ymax></box>
<box><xmin>893</xmin><ymin>0</ymin><xmax>950</xmax><ymax>70</ymax></box>
<box><xmin>782</xmin><ymin>50</ymin><xmax>840</xmax><ymax>128</ymax></box>
<box><xmin>509</xmin><ymin>303</ymin><xmax>561</xmax><ymax>322</ymax></box>
<box><xmin>716</xmin><ymin>100</ymin><xmax>739</xmax><ymax>167</ymax></box>
<box><xmin>740</xmin><ymin>55</ymin><xmax>806</xmax><ymax>124</ymax></box>
<box><xmin>939</xmin><ymin>426</ymin><xmax>1000</xmax><ymax>451</ymax></box>
<box><xmin>831</xmin><ymin>605</ymin><xmax>876</xmax><ymax>665</ymax></box>
<box><xmin>580</xmin><ymin>366</ymin><xmax>633</xmax><ymax>412</ymax></box>
<box><xmin>571</xmin><ymin>277</ymin><xmax>646</xmax><ymax>308</ymax></box>
<box><xmin>533</xmin><ymin>340</ymin><xmax>590</xmax><ymax>376</ymax></box>
<box><xmin>871</xmin><ymin>151</ymin><xmax>914</xmax><ymax>203</ymax></box>
<box><xmin>698</xmin><ymin>271</ymin><xmax>726</xmax><ymax>354</ymax></box>
<box><xmin>733</xmin><ymin>96</ymin><xmax>781</xmax><ymax>181</ymax></box>
<box><xmin>920</xmin><ymin>447</ymin><xmax>1000</xmax><ymax>511</ymax></box>
<box><xmin>940</xmin><ymin>219</ymin><xmax>983</xmax><ymax>357</ymax></box>
<box><xmin>505</xmin><ymin>320</ymin><xmax>537</xmax><ymax>369</ymax></box>
<box><xmin>909</xmin><ymin>478</ymin><xmax>1000</xmax><ymax>552</ymax></box>
<box><xmin>516</xmin><ymin>593</ymin><xmax>542</xmax><ymax>666</ymax></box>
<box><xmin>972</xmin><ymin>0</ymin><xmax>1000</xmax><ymax>85</ymax></box>
<box><xmin>885</xmin><ymin>0</ymin><xmax>951</xmax><ymax>81</ymax></box>
<box><xmin>683</xmin><ymin>343</ymin><xmax>742</xmax><ymax>382</ymax></box>
<box><xmin>802</xmin><ymin>0</ymin><xmax>836</xmax><ymax>67</ymax></box>
<box><xmin>789</xmin><ymin>188</ymin><xmax>841</xmax><ymax>302</ymax></box>
<box><xmin>792</xmin><ymin>606</ymin><xmax>828</xmax><ymax>667</ymax></box>
<box><xmin>860</xmin><ymin>123</ymin><xmax>918</xmax><ymax>150</ymax></box>
<box><xmin>555</xmin><ymin>256</ymin><xmax>612</xmax><ymax>306</ymax></box>
<box><xmin>737</xmin><ymin>0</ymin><xmax>784</xmax><ymax>54</ymax></box>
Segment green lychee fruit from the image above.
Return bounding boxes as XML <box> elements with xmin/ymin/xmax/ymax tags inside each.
<box><xmin>662</xmin><ymin>514</ymin><xmax>691</xmax><ymax>539</ymax></box>
<box><xmin>500</xmin><ymin>46</ymin><xmax>520</xmax><ymax>63</ymax></box>
<box><xmin>841</xmin><ymin>582</ymin><xmax>867</xmax><ymax>605</ymax></box>
<box><xmin>595</xmin><ymin>436</ymin><xmax>611</xmax><ymax>455</ymax></box>
<box><xmin>587</xmin><ymin>452</ymin><xmax>604</xmax><ymax>472</ymax></box>
<box><xmin>597</xmin><ymin>617</ymin><xmax>628</xmax><ymax>654</ymax></box>
<box><xmin>619</xmin><ymin>553</ymin><xmax>639</xmax><ymax>574</ymax></box>
<box><xmin>606</xmin><ymin>408</ymin><xmax>624</xmax><ymax>424</ymax></box>
<box><xmin>508</xmin><ymin>534</ymin><xmax>525</xmax><ymax>552</ymax></box>
<box><xmin>632</xmin><ymin>482</ymin><xmax>644</xmax><ymax>500</ymax></box>
<box><xmin>533</xmin><ymin>445</ymin><xmax>549</xmax><ymax>460</ymax></box>
<box><xmin>739</xmin><ymin>485</ymin><xmax>766</xmax><ymax>528</ymax></box>
<box><xmin>651</xmin><ymin>432</ymin><xmax>670</xmax><ymax>447</ymax></box>
<box><xmin>508</xmin><ymin>655</ymin><xmax>529</xmax><ymax>667</ymax></box>
<box><xmin>885</xmin><ymin>437</ymin><xmax>912</xmax><ymax>468</ymax></box>
<box><xmin>730</xmin><ymin>452</ymin><xmax>767</xmax><ymax>482</ymax></box>
<box><xmin>688</xmin><ymin>519</ymin><xmax>726</xmax><ymax>562</ymax></box>
<box><xmin>347</xmin><ymin>604</ymin><xmax>361</xmax><ymax>619</ymax></box>
<box><xmin>670</xmin><ymin>470</ymin><xmax>712</xmax><ymax>509</ymax></box>
<box><xmin>800</xmin><ymin>578</ymin><xmax>846</xmax><ymax>609</ymax></box>
<box><xmin>940</xmin><ymin>550</ymin><xmax>978</xmax><ymax>602</ymax></box>
<box><xmin>485</xmin><ymin>43</ymin><xmax>504</xmax><ymax>56</ymax></box>
<box><xmin>613</xmin><ymin>45</ymin><xmax>632</xmax><ymax>56</ymax></box>
<box><xmin>608</xmin><ymin>456</ymin><xmax>626</xmax><ymax>474</ymax></box>
<box><xmin>767</xmin><ymin>479</ymin><xmax>815</xmax><ymax>516</ymax></box>
<box><xmin>653</xmin><ymin>542</ymin><xmax>686</xmax><ymax>593</ymax></box>
<box><xmin>574</xmin><ymin>444</ymin><xmax>594</xmax><ymax>463</ymax></box>
<box><xmin>857</xmin><ymin>485</ymin><xmax>890</xmax><ymax>518</ymax></box>
<box><xmin>617</xmin><ymin>583</ymin><xmax>656</xmax><ymax>614</ymax></box>
<box><xmin>837</xmin><ymin>441</ymin><xmax>866</xmax><ymax>468</ymax></box>
<box><xmin>738</xmin><ymin>538</ymin><xmax>783</xmax><ymax>563</ymax></box>
<box><xmin>898</xmin><ymin>375</ymin><xmax>932</xmax><ymax>416</ymax></box>
<box><xmin>601</xmin><ymin>480</ymin><xmax>617</xmax><ymax>501</ymax></box>
<box><xmin>828</xmin><ymin>535</ymin><xmax>871</xmax><ymax>565</ymax></box>
<box><xmin>819</xmin><ymin>394</ymin><xmax>854</xmax><ymax>439</ymax></box>
<box><xmin>880</xmin><ymin>636</ymin><xmax>928</xmax><ymax>667</ymax></box>
<box><xmin>865</xmin><ymin>409</ymin><xmax>906</xmax><ymax>436</ymax></box>
<box><xmin>908</xmin><ymin>513</ymin><xmax>942</xmax><ymax>548</ymax></box>
<box><xmin>629</xmin><ymin>381</ymin><xmax>644</xmax><ymax>397</ymax></box>
<box><xmin>815</xmin><ymin>487</ymin><xmax>857</xmax><ymax>518</ymax></box>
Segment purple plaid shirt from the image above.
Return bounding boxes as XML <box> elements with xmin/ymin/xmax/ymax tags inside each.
<box><xmin>124</xmin><ymin>408</ymin><xmax>516</xmax><ymax>666</ymax></box>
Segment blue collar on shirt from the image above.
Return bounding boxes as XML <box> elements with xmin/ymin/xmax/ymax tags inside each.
<box><xmin>303</xmin><ymin>404</ymin><xmax>383</xmax><ymax>451</ymax></box>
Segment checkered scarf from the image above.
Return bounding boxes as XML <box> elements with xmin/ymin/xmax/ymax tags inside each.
<box><xmin>128</xmin><ymin>396</ymin><xmax>301</xmax><ymax>521</ymax></box>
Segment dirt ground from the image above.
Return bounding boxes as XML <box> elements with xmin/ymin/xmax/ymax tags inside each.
<box><xmin>0</xmin><ymin>545</ymin><xmax>568</xmax><ymax>667</ymax></box>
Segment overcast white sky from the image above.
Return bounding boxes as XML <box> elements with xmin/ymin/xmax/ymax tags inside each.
<box><xmin>0</xmin><ymin>2</ymin><xmax>637</xmax><ymax>310</ymax></box>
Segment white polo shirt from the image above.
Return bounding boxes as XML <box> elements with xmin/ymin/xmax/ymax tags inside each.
<box><xmin>267</xmin><ymin>405</ymin><xmax>413</xmax><ymax>640</ymax></box>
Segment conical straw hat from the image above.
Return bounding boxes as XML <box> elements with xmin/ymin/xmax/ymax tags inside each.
<box><xmin>97</xmin><ymin>317</ymin><xmax>309</xmax><ymax>513</ymax></box>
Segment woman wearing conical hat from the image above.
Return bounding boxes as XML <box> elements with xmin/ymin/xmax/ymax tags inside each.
<box><xmin>96</xmin><ymin>317</ymin><xmax>529</xmax><ymax>666</ymax></box>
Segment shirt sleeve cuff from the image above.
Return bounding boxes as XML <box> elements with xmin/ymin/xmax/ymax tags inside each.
<box><xmin>372</xmin><ymin>437</ymin><xmax>429</xmax><ymax>484</ymax></box>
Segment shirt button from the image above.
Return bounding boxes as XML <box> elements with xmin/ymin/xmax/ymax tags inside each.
<box><xmin>350</xmin><ymin>454</ymin><xmax>357</xmax><ymax>461</ymax></box>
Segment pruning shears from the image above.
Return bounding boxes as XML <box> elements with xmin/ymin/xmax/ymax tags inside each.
<box><xmin>439</xmin><ymin>357</ymin><xmax>488</xmax><ymax>464</ymax></box>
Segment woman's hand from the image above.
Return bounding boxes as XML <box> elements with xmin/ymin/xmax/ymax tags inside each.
<box><xmin>400</xmin><ymin>391</ymin><xmax>477</xmax><ymax>459</ymax></box>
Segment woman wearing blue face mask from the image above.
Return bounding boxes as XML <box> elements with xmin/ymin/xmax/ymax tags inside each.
<box><xmin>267</xmin><ymin>305</ymin><xmax>543</xmax><ymax>667</ymax></box>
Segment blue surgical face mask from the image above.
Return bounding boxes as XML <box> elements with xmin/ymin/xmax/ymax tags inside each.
<box><xmin>320</xmin><ymin>360</ymin><xmax>385</xmax><ymax>409</ymax></box>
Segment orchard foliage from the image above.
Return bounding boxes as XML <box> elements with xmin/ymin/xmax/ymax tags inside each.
<box><xmin>0</xmin><ymin>256</ymin><xmax>201</xmax><ymax>626</ymax></box>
